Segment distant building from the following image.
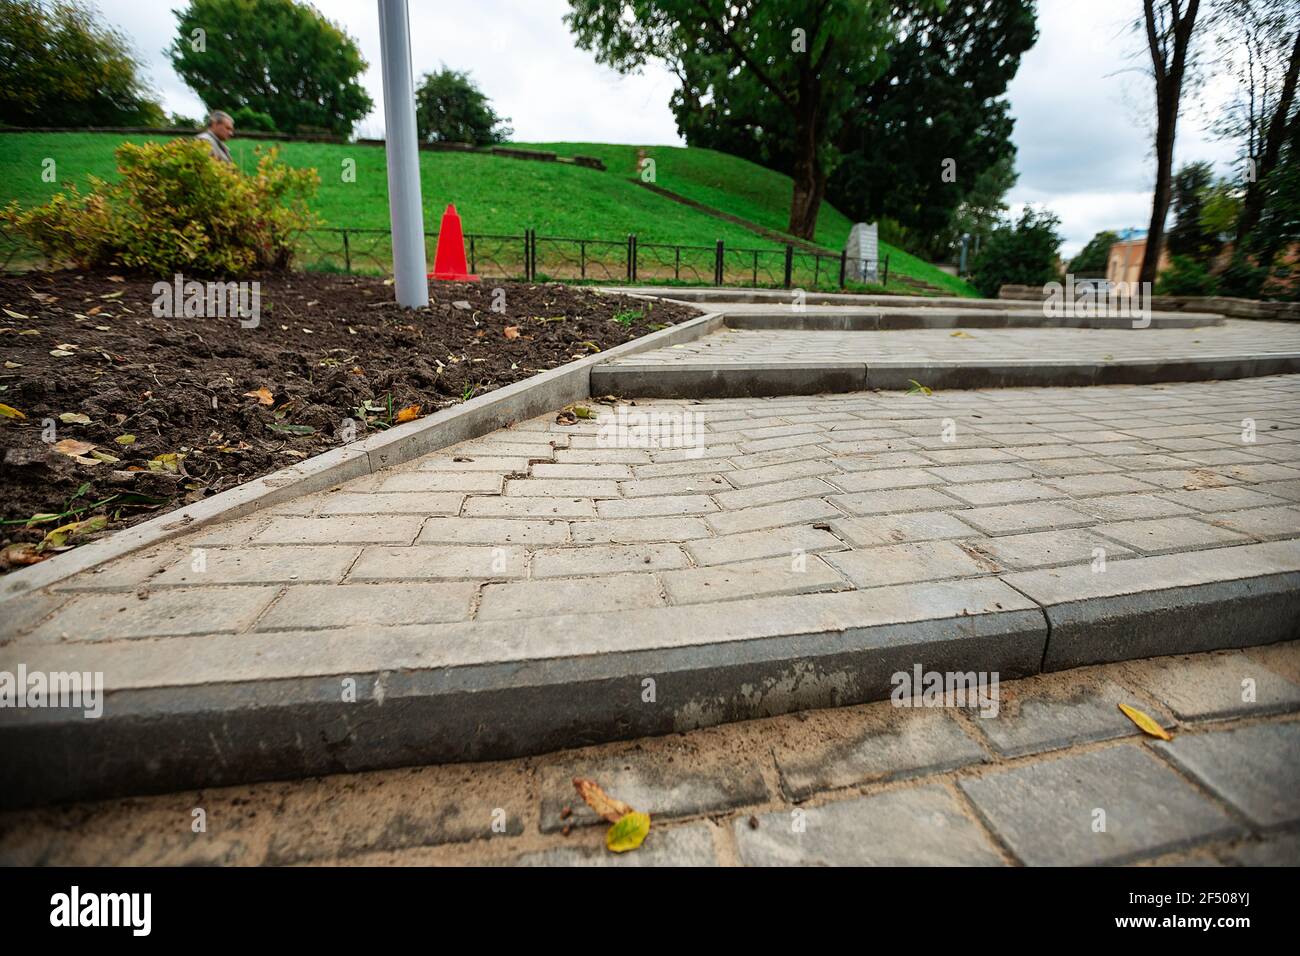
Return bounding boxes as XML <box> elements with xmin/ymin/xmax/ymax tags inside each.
<box><xmin>1107</xmin><ymin>228</ymin><xmax>1169</xmax><ymax>285</ymax></box>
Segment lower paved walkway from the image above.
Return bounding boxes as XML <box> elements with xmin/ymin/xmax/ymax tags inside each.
<box><xmin>603</xmin><ymin>320</ymin><xmax>1300</xmax><ymax>366</ymax></box>
<box><xmin>3</xmin><ymin>641</ymin><xmax>1297</xmax><ymax>865</ymax></box>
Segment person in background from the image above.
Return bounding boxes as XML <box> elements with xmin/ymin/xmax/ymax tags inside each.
<box><xmin>195</xmin><ymin>110</ymin><xmax>234</xmax><ymax>163</ymax></box>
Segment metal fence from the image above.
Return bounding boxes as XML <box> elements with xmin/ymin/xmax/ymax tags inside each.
<box><xmin>2</xmin><ymin>223</ymin><xmax>890</xmax><ymax>290</ymax></box>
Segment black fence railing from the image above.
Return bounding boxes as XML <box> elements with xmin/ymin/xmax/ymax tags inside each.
<box><xmin>1</xmin><ymin>223</ymin><xmax>890</xmax><ymax>290</ymax></box>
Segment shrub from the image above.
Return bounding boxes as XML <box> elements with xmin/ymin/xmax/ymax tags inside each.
<box><xmin>1</xmin><ymin>138</ymin><xmax>318</xmax><ymax>276</ymax></box>
<box><xmin>970</xmin><ymin>207</ymin><xmax>1063</xmax><ymax>298</ymax></box>
<box><xmin>230</xmin><ymin>105</ymin><xmax>277</xmax><ymax>132</ymax></box>
<box><xmin>1155</xmin><ymin>255</ymin><xmax>1220</xmax><ymax>297</ymax></box>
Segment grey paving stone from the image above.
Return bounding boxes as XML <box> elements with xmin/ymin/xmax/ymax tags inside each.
<box><xmin>824</xmin><ymin>541</ymin><xmax>998</xmax><ymax>588</ymax></box>
<box><xmin>973</xmin><ymin>529</ymin><xmax>1133</xmax><ymax>570</ymax></box>
<box><xmin>1160</xmin><ymin>487</ymin><xmax>1288</xmax><ymax>513</ymax></box>
<box><xmin>713</xmin><ymin>476</ymin><xmax>835</xmax><ymax>510</ymax></box>
<box><xmin>367</xmin><ymin>471</ymin><xmax>504</xmax><ymax>494</ymax></box>
<box><xmin>515</xmin><ymin>823</ymin><xmax>719</xmax><ymax>867</ymax></box>
<box><xmin>956</xmin><ymin>502</ymin><xmax>1095</xmax><ymax>535</ymax></box>
<box><xmin>348</xmin><ymin>545</ymin><xmax>526</xmax><ymax>581</ymax></box>
<box><xmin>1202</xmin><ymin>505</ymin><xmax>1300</xmax><ymax>540</ymax></box>
<box><xmin>722</xmin><ymin>458</ymin><xmax>839</xmax><ymax>488</ymax></box>
<box><xmin>684</xmin><ymin>524</ymin><xmax>842</xmax><ymax>567</ymax></box>
<box><xmin>530</xmin><ymin>542</ymin><xmax>689</xmax><ymax>578</ymax></box>
<box><xmin>660</xmin><ymin>555</ymin><xmax>843</xmax><ymax>605</ymax></box>
<box><xmin>834</xmin><ymin>451</ymin><xmax>937</xmax><ymax>471</ymax></box>
<box><xmin>504</xmin><ymin>478</ymin><xmax>621</xmax><ymax>498</ymax></box>
<box><xmin>596</xmin><ymin>495</ymin><xmax>717</xmax><ymax>519</ymax></box>
<box><xmin>416</xmin><ymin>517</ymin><xmax>569</xmax><ymax>546</ymax></box>
<box><xmin>969</xmin><ymin>677</ymin><xmax>1144</xmax><ymax>757</ymax></box>
<box><xmin>316</xmin><ymin>492</ymin><xmax>463</xmax><ymax>516</ymax></box>
<box><xmin>617</xmin><ymin>474</ymin><xmax>732</xmax><ymax>498</ymax></box>
<box><xmin>255</xmin><ymin>582</ymin><xmax>476</xmax><ymax>630</ymax></box>
<box><xmin>0</xmin><ymin>592</ymin><xmax>68</xmax><ymax>640</ymax></box>
<box><xmin>570</xmin><ymin>516</ymin><xmax>711</xmax><ymax>544</ymax></box>
<box><xmin>775</xmin><ymin>707</ymin><xmax>986</xmax><ymax>800</ymax></box>
<box><xmin>828</xmin><ymin>511</ymin><xmax>978</xmax><ymax>547</ymax></box>
<box><xmin>943</xmin><ymin>480</ymin><xmax>1067</xmax><ymax>506</ymax></box>
<box><xmin>734</xmin><ymin>785</ymin><xmax>1004</xmax><ymax>866</ymax></box>
<box><xmin>1121</xmin><ymin>652</ymin><xmax>1300</xmax><ymax>721</ymax></box>
<box><xmin>958</xmin><ymin>745</ymin><xmax>1243</xmax><ymax>865</ymax></box>
<box><xmin>1220</xmin><ymin>831</ymin><xmax>1300</xmax><ymax>866</ymax></box>
<box><xmin>30</xmin><ymin>586</ymin><xmax>279</xmax><ymax>641</ymax></box>
<box><xmin>631</xmin><ymin>456</ymin><xmax>738</xmax><ymax>479</ymax></box>
<box><xmin>1093</xmin><ymin>516</ymin><xmax>1250</xmax><ymax>554</ymax></box>
<box><xmin>538</xmin><ymin>761</ymin><xmax>768</xmax><ymax>832</ymax></box>
<box><xmin>1039</xmin><ymin>474</ymin><xmax>1161</xmax><ymax>497</ymax></box>
<box><xmin>477</xmin><ymin>573</ymin><xmax>663</xmax><ymax>620</ymax></box>
<box><xmin>1155</xmin><ymin>723</ymin><xmax>1300</xmax><ymax>828</ymax></box>
<box><xmin>704</xmin><ymin>497</ymin><xmax>842</xmax><ymax>535</ymax></box>
<box><xmin>153</xmin><ymin>546</ymin><xmax>359</xmax><ymax>586</ymax></box>
<box><xmin>462</xmin><ymin>496</ymin><xmax>595</xmax><ymax>519</ymax></box>
<box><xmin>829</xmin><ymin>487</ymin><xmax>963</xmax><ymax>516</ymax></box>
<box><xmin>52</xmin><ymin>548</ymin><xmax>186</xmax><ymax>592</ymax></box>
<box><xmin>824</xmin><ymin>468</ymin><xmax>942</xmax><ymax>493</ymax></box>
<box><xmin>925</xmin><ymin>464</ymin><xmax>1035</xmax><ymax>483</ymax></box>
<box><xmin>531</xmin><ymin>463</ymin><xmax>634</xmax><ymax>480</ymax></box>
<box><xmin>250</xmin><ymin>515</ymin><xmax>425</xmax><ymax>546</ymax></box>
<box><xmin>1071</xmin><ymin>494</ymin><xmax>1196</xmax><ymax>522</ymax></box>
<box><xmin>417</xmin><ymin>456</ymin><xmax>530</xmax><ymax>472</ymax></box>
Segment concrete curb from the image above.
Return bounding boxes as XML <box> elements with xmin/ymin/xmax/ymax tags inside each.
<box><xmin>720</xmin><ymin>310</ymin><xmax>1223</xmax><ymax>331</ymax></box>
<box><xmin>0</xmin><ymin>311</ymin><xmax>722</xmax><ymax>603</ymax></box>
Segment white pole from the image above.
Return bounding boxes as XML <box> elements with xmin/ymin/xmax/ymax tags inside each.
<box><xmin>377</xmin><ymin>0</ymin><xmax>428</xmax><ymax>308</ymax></box>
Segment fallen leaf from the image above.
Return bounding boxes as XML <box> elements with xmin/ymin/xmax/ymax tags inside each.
<box><xmin>59</xmin><ymin>412</ymin><xmax>91</xmax><ymax>424</ymax></box>
<box><xmin>573</xmin><ymin>777</ymin><xmax>634</xmax><ymax>824</ymax></box>
<box><xmin>3</xmin><ymin>361</ymin><xmax>20</xmax><ymax>369</ymax></box>
<box><xmin>89</xmin><ymin>450</ymin><xmax>120</xmax><ymax>464</ymax></box>
<box><xmin>1</xmin><ymin>544</ymin><xmax>48</xmax><ymax>566</ymax></box>
<box><xmin>266</xmin><ymin>423</ymin><xmax>315</xmax><ymax>435</ymax></box>
<box><xmin>905</xmin><ymin>379</ymin><xmax>933</xmax><ymax>396</ymax></box>
<box><xmin>38</xmin><ymin>515</ymin><xmax>108</xmax><ymax>552</ymax></box>
<box><xmin>50</xmin><ymin>349</ymin><xmax>75</xmax><ymax>357</ymax></box>
<box><xmin>950</xmin><ymin>330</ymin><xmax>974</xmax><ymax>338</ymax></box>
<box><xmin>394</xmin><ymin>404</ymin><xmax>422</xmax><ymax>424</ymax></box>
<box><xmin>106</xmin><ymin>275</ymin><xmax>125</xmax><ymax>283</ymax></box>
<box><xmin>3</xmin><ymin>308</ymin><xmax>29</xmax><ymax>320</ymax></box>
<box><xmin>243</xmin><ymin>386</ymin><xmax>274</xmax><ymax>406</ymax></box>
<box><xmin>115</xmin><ymin>434</ymin><xmax>136</xmax><ymax>445</ymax></box>
<box><xmin>0</xmin><ymin>403</ymin><xmax>27</xmax><ymax>420</ymax></box>
<box><xmin>573</xmin><ymin>405</ymin><xmax>593</xmax><ymax>420</ymax></box>
<box><xmin>148</xmin><ymin>452</ymin><xmax>184</xmax><ymax>473</ymax></box>
<box><xmin>1118</xmin><ymin>703</ymin><xmax>1172</xmax><ymax>740</ymax></box>
<box><xmin>605</xmin><ymin>811</ymin><xmax>651</xmax><ymax>853</ymax></box>
<box><xmin>53</xmin><ymin>439</ymin><xmax>96</xmax><ymax>458</ymax></box>
<box><xmin>503</xmin><ymin>326</ymin><xmax>520</xmax><ymax>339</ymax></box>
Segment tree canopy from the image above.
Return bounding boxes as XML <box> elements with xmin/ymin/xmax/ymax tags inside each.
<box><xmin>0</xmin><ymin>0</ymin><xmax>165</xmax><ymax>127</ymax></box>
<box><xmin>168</xmin><ymin>0</ymin><xmax>372</xmax><ymax>136</ymax></box>
<box><xmin>415</xmin><ymin>68</ymin><xmax>512</xmax><ymax>146</ymax></box>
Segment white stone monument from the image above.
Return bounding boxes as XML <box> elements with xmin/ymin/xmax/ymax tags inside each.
<box><xmin>845</xmin><ymin>222</ymin><xmax>879</xmax><ymax>283</ymax></box>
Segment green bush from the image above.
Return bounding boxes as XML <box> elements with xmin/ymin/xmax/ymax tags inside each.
<box><xmin>230</xmin><ymin>105</ymin><xmax>277</xmax><ymax>132</ymax></box>
<box><xmin>1</xmin><ymin>138</ymin><xmax>318</xmax><ymax>276</ymax></box>
<box><xmin>1155</xmin><ymin>255</ymin><xmax>1220</xmax><ymax>297</ymax></box>
<box><xmin>970</xmin><ymin>207</ymin><xmax>1063</xmax><ymax>298</ymax></box>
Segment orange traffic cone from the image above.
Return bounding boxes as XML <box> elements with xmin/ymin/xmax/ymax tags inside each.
<box><xmin>429</xmin><ymin>203</ymin><xmax>480</xmax><ymax>281</ymax></box>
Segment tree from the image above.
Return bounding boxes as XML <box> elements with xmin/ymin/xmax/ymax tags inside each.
<box><xmin>1138</xmin><ymin>0</ymin><xmax>1203</xmax><ymax>284</ymax></box>
<box><xmin>168</xmin><ymin>0</ymin><xmax>372</xmax><ymax>136</ymax></box>
<box><xmin>1165</xmin><ymin>160</ymin><xmax>1216</xmax><ymax>257</ymax></box>
<box><xmin>566</xmin><ymin>0</ymin><xmax>910</xmax><ymax>240</ymax></box>
<box><xmin>970</xmin><ymin>206</ymin><xmax>1063</xmax><ymax>299</ymax></box>
<box><xmin>1068</xmin><ymin>230</ymin><xmax>1121</xmax><ymax>275</ymax></box>
<box><xmin>415</xmin><ymin>68</ymin><xmax>512</xmax><ymax>145</ymax></box>
<box><xmin>0</xmin><ymin>0</ymin><xmax>165</xmax><ymax>127</ymax></box>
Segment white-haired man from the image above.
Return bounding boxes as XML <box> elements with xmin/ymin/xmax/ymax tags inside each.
<box><xmin>195</xmin><ymin>110</ymin><xmax>234</xmax><ymax>163</ymax></box>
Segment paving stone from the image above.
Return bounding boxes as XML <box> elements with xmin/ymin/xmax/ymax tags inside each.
<box><xmin>972</xmin><ymin>528</ymin><xmax>1132</xmax><ymax>570</ymax></box>
<box><xmin>504</xmin><ymin>478</ymin><xmax>621</xmax><ymax>498</ymax></box>
<box><xmin>153</xmin><ymin>546</ymin><xmax>358</xmax><ymax>586</ymax></box>
<box><xmin>833</xmin><ymin>451</ymin><xmax>937</xmax><ymax>471</ymax></box>
<box><xmin>554</xmin><ymin>448</ymin><xmax>651</xmax><ymax>464</ymax></box>
<box><xmin>943</xmin><ymin>480</ymin><xmax>1067</xmax><ymax>507</ymax></box>
<box><xmin>704</xmin><ymin>497</ymin><xmax>842</xmax><ymax>535</ymax></box>
<box><xmin>1203</xmin><ymin>505</ymin><xmax>1300</xmax><ymax>540</ymax></box>
<box><xmin>1159</xmin><ymin>487</ymin><xmax>1288</xmax><ymax>513</ymax></box>
<box><xmin>829</xmin><ymin>487</ymin><xmax>962</xmax><ymax>516</ymax></box>
<box><xmin>462</xmin><ymin>496</ymin><xmax>596</xmax><ymax>519</ymax></box>
<box><xmin>775</xmin><ymin>707</ymin><xmax>986</xmax><ymax>800</ymax></box>
<box><xmin>824</xmin><ymin>541</ymin><xmax>998</xmax><ymax>588</ymax></box>
<box><xmin>249</xmin><ymin>515</ymin><xmax>425</xmax><ymax>546</ymax></box>
<box><xmin>569</xmin><ymin>516</ymin><xmax>711</xmax><ymax>544</ymax></box>
<box><xmin>631</xmin><ymin>456</ymin><xmax>737</xmax><ymax>479</ymax></box>
<box><xmin>969</xmin><ymin>676</ymin><xmax>1143</xmax><ymax>757</ymax></box>
<box><xmin>416</xmin><ymin>517</ymin><xmax>568</xmax><ymax>546</ymax></box>
<box><xmin>530</xmin><ymin>463</ymin><xmax>634</xmax><ymax>480</ymax></box>
<box><xmin>417</xmin><ymin>456</ymin><xmax>530</xmax><ymax>472</ymax></box>
<box><xmin>30</xmin><ymin>586</ymin><xmax>279</xmax><ymax>641</ymax></box>
<box><xmin>256</xmin><ymin>582</ymin><xmax>476</xmax><ymax>630</ymax></box>
<box><xmin>596</xmin><ymin>495</ymin><xmax>717</xmax><ymax>519</ymax></box>
<box><xmin>538</xmin><ymin>759</ymin><xmax>768</xmax><ymax>832</ymax></box>
<box><xmin>315</xmin><ymin>492</ymin><xmax>463</xmax><ymax>516</ymax></box>
<box><xmin>1093</xmin><ymin>516</ymin><xmax>1250</xmax><ymax>554</ymax></box>
<box><xmin>478</xmin><ymin>573</ymin><xmax>663</xmax><ymax>620</ymax></box>
<box><xmin>367</xmin><ymin>472</ymin><xmax>504</xmax><ymax>494</ymax></box>
<box><xmin>1070</xmin><ymin>494</ymin><xmax>1195</xmax><ymax>521</ymax></box>
<box><xmin>712</xmin><ymin>475</ymin><xmax>835</xmax><ymax>511</ymax></box>
<box><xmin>824</xmin><ymin>468</ymin><xmax>942</xmax><ymax>492</ymax></box>
<box><xmin>349</xmin><ymin>545</ymin><xmax>527</xmax><ymax>581</ymax></box>
<box><xmin>1039</xmin><ymin>474</ymin><xmax>1161</xmax><ymax>497</ymax></box>
<box><xmin>722</xmin><ymin>458</ymin><xmax>839</xmax><ymax>488</ymax></box>
<box><xmin>1029</xmin><ymin>457</ymin><xmax>1123</xmax><ymax>477</ymax></box>
<box><xmin>925</xmin><ymin>464</ymin><xmax>1034</xmax><ymax>483</ymax></box>
<box><xmin>618</xmin><ymin>474</ymin><xmax>732</xmax><ymax>498</ymax></box>
<box><xmin>734</xmin><ymin>786</ymin><xmax>1004</xmax><ymax>866</ymax></box>
<box><xmin>52</xmin><ymin>548</ymin><xmax>186</xmax><ymax>592</ymax></box>
<box><xmin>684</xmin><ymin>524</ymin><xmax>842</xmax><ymax>567</ymax></box>
<box><xmin>828</xmin><ymin>511</ymin><xmax>978</xmax><ymax>547</ymax></box>
<box><xmin>530</xmin><ymin>542</ymin><xmax>688</xmax><ymax>578</ymax></box>
<box><xmin>956</xmin><ymin>501</ymin><xmax>1095</xmax><ymax>535</ymax></box>
<box><xmin>1154</xmin><ymin>723</ymin><xmax>1300</xmax><ymax>828</ymax></box>
<box><xmin>1121</xmin><ymin>651</ymin><xmax>1300</xmax><ymax>721</ymax></box>
<box><xmin>959</xmin><ymin>744</ymin><xmax>1243</xmax><ymax>865</ymax></box>
<box><xmin>1219</xmin><ymin>831</ymin><xmax>1300</xmax><ymax>866</ymax></box>
<box><xmin>515</xmin><ymin>823</ymin><xmax>719</xmax><ymax>867</ymax></box>
<box><xmin>660</xmin><ymin>555</ymin><xmax>843</xmax><ymax>605</ymax></box>
<box><xmin>0</xmin><ymin>592</ymin><xmax>68</xmax><ymax>640</ymax></box>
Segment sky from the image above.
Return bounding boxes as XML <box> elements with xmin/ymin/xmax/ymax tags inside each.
<box><xmin>105</xmin><ymin>0</ymin><xmax>1241</xmax><ymax>257</ymax></box>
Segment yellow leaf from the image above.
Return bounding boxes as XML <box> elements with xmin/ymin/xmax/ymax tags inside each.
<box><xmin>115</xmin><ymin>434</ymin><xmax>136</xmax><ymax>445</ymax></box>
<box><xmin>59</xmin><ymin>412</ymin><xmax>91</xmax><ymax>424</ymax></box>
<box><xmin>573</xmin><ymin>777</ymin><xmax>635</xmax><ymax>824</ymax></box>
<box><xmin>605</xmin><ymin>812</ymin><xmax>651</xmax><ymax>853</ymax></box>
<box><xmin>950</xmin><ymin>330</ymin><xmax>974</xmax><ymax>338</ymax></box>
<box><xmin>0</xmin><ymin>403</ymin><xmax>27</xmax><ymax>420</ymax></box>
<box><xmin>53</xmin><ymin>438</ymin><xmax>96</xmax><ymax>458</ymax></box>
<box><xmin>243</xmin><ymin>386</ymin><xmax>274</xmax><ymax>406</ymax></box>
<box><xmin>148</xmin><ymin>452</ymin><xmax>184</xmax><ymax>473</ymax></box>
<box><xmin>3</xmin><ymin>308</ymin><xmax>29</xmax><ymax>320</ymax></box>
<box><xmin>1118</xmin><ymin>703</ymin><xmax>1172</xmax><ymax>740</ymax></box>
<box><xmin>394</xmin><ymin>404</ymin><xmax>421</xmax><ymax>424</ymax></box>
<box><xmin>573</xmin><ymin>405</ymin><xmax>593</xmax><ymax>419</ymax></box>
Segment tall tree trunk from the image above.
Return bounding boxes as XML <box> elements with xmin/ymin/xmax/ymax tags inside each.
<box><xmin>1141</xmin><ymin>0</ymin><xmax>1201</xmax><ymax>286</ymax></box>
<box><xmin>787</xmin><ymin>71</ymin><xmax>823</xmax><ymax>241</ymax></box>
<box><xmin>1236</xmin><ymin>28</ymin><xmax>1300</xmax><ymax>247</ymax></box>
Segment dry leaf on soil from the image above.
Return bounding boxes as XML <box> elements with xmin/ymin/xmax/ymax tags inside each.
<box><xmin>395</xmin><ymin>404</ymin><xmax>421</xmax><ymax>423</ymax></box>
<box><xmin>243</xmin><ymin>386</ymin><xmax>274</xmax><ymax>406</ymax></box>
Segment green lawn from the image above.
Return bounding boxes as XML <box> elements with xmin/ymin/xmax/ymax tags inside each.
<box><xmin>0</xmin><ymin>131</ymin><xmax>977</xmax><ymax>295</ymax></box>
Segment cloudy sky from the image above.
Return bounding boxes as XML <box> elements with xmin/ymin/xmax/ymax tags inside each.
<box><xmin>106</xmin><ymin>0</ymin><xmax>1240</xmax><ymax>256</ymax></box>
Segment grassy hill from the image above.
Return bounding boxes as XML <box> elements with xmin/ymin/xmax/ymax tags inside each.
<box><xmin>0</xmin><ymin>131</ymin><xmax>976</xmax><ymax>295</ymax></box>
